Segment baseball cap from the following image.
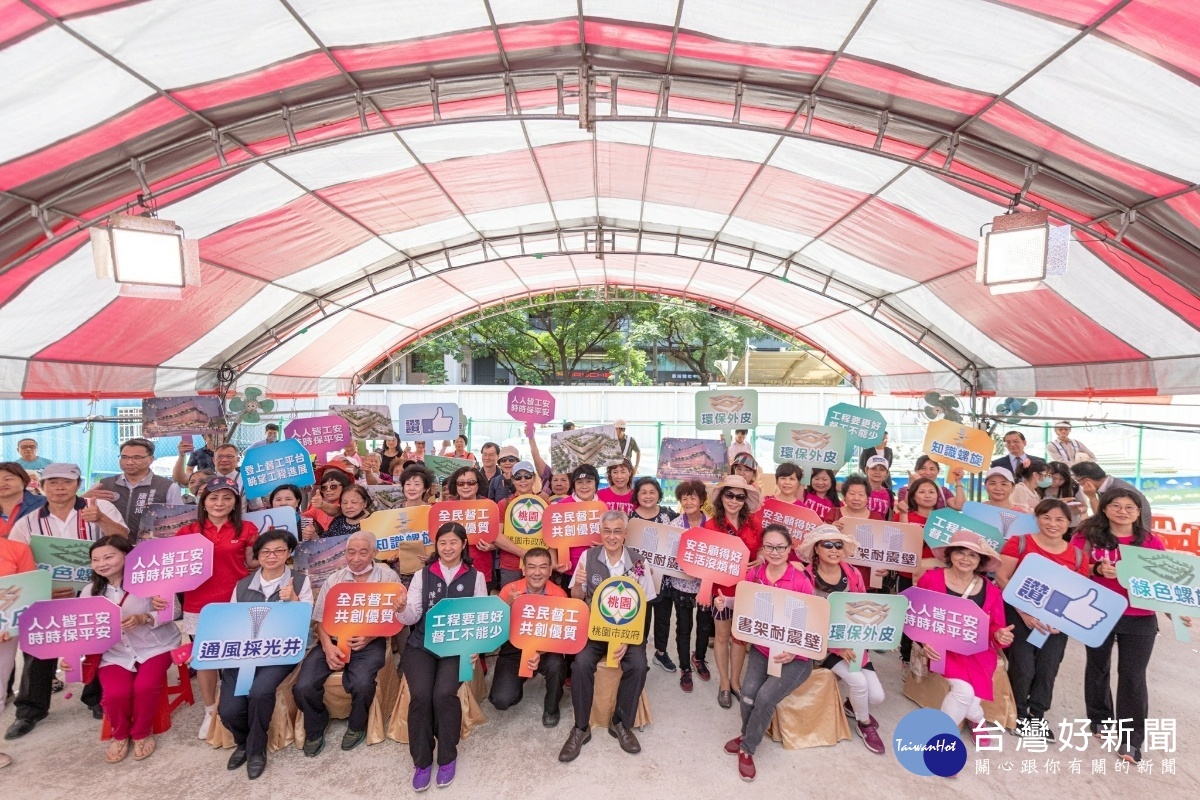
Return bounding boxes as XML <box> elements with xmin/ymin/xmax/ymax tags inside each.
<box><xmin>614</xmin><ymin>419</ymin><xmax>628</xmax><ymax>428</ymax></box>
<box><xmin>984</xmin><ymin>466</ymin><xmax>1015</xmax><ymax>483</ymax></box>
<box><xmin>865</xmin><ymin>456</ymin><xmax>890</xmax><ymax>470</ymax></box>
<box><xmin>204</xmin><ymin>475</ymin><xmax>242</xmax><ymax>496</ymax></box>
<box><xmin>1054</xmin><ymin>420</ymin><xmax>1072</xmax><ymax>429</ymax></box>
<box><xmin>498</xmin><ymin>445</ymin><xmax>520</xmax><ymax>461</ymax></box>
<box><xmin>40</xmin><ymin>462</ymin><xmax>82</xmax><ymax>481</ymax></box>
<box><xmin>512</xmin><ymin>460</ymin><xmax>536</xmax><ymax>477</ymax></box>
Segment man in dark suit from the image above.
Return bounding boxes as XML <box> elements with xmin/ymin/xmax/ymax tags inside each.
<box><xmin>992</xmin><ymin>431</ymin><xmax>1031</xmax><ymax>475</ymax></box>
<box><xmin>1070</xmin><ymin>461</ymin><xmax>1152</xmax><ymax>529</ymax></box>
<box><xmin>857</xmin><ymin>431</ymin><xmax>893</xmax><ymax>473</ymax></box>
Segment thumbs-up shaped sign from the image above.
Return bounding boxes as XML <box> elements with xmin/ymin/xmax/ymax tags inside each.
<box><xmin>421</xmin><ymin>406</ymin><xmax>455</xmax><ymax>434</ymax></box>
<box><xmin>1051</xmin><ymin>588</ymin><xmax>1107</xmax><ymax>630</ymax></box>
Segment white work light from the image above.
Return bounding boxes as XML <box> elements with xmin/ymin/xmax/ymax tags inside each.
<box><xmin>91</xmin><ymin>214</ymin><xmax>200</xmax><ymax>298</ymax></box>
<box><xmin>976</xmin><ymin>211</ymin><xmax>1069</xmax><ymax>295</ymax></box>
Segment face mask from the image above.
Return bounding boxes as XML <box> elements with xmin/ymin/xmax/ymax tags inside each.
<box><xmin>1037</xmin><ymin>477</ymin><xmax>1053</xmax><ymax>489</ymax></box>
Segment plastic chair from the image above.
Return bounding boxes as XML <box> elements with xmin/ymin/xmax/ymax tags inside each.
<box><xmin>99</xmin><ymin>664</ymin><xmax>193</xmax><ymax>741</ymax></box>
<box><xmin>1156</xmin><ymin>531</ymin><xmax>1194</xmax><ymax>554</ymax></box>
<box><xmin>1151</xmin><ymin>515</ymin><xmax>1177</xmax><ymax>531</ymax></box>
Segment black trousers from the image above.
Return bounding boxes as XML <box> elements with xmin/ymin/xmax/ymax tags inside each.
<box><xmin>570</xmin><ymin>639</ymin><xmax>647</xmax><ymax>731</ymax></box>
<box><xmin>489</xmin><ymin>641</ymin><xmax>566</xmax><ymax>714</ymax></box>
<box><xmin>652</xmin><ymin>583</ymin><xmax>702</xmax><ymax>667</ymax></box>
<box><xmin>1004</xmin><ymin>605</ymin><xmax>1069</xmax><ymax>720</ymax></box>
<box><xmin>218</xmin><ymin>663</ymin><xmax>294</xmax><ymax>757</ymax></box>
<box><xmin>403</xmin><ymin>644</ymin><xmax>463</xmax><ymax>768</ymax></box>
<box><xmin>695</xmin><ymin>605</ymin><xmax>714</xmax><ymax>659</ymax></box>
<box><xmin>15</xmin><ymin>654</ymin><xmax>101</xmax><ymax>721</ymax></box>
<box><xmin>1084</xmin><ymin>613</ymin><xmax>1157</xmax><ymax>750</ymax></box>
<box><xmin>292</xmin><ymin>638</ymin><xmax>386</xmax><ymax>739</ymax></box>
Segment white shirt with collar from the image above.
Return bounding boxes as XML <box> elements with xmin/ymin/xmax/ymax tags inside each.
<box><xmin>8</xmin><ymin>499</ymin><xmax>126</xmax><ymax>544</ymax></box>
<box><xmin>79</xmin><ymin>582</ymin><xmax>182</xmax><ymax>670</ymax></box>
<box><xmin>229</xmin><ymin>566</ymin><xmax>314</xmax><ymax>605</ymax></box>
<box><xmin>312</xmin><ymin>563</ymin><xmax>402</xmax><ymax>622</ymax></box>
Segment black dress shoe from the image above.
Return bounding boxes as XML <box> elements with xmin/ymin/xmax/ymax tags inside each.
<box><xmin>227</xmin><ymin>747</ymin><xmax>247</xmax><ymax>770</ymax></box>
<box><xmin>90</xmin><ymin>705</ymin><xmax>104</xmax><ymax>720</ymax></box>
<box><xmin>4</xmin><ymin>719</ymin><xmax>35</xmax><ymax>740</ymax></box>
<box><xmin>303</xmin><ymin>736</ymin><xmax>325</xmax><ymax>757</ymax></box>
<box><xmin>542</xmin><ymin>709</ymin><xmax>560</xmax><ymax>728</ymax></box>
<box><xmin>247</xmin><ymin>754</ymin><xmax>266</xmax><ymax>780</ymax></box>
<box><xmin>608</xmin><ymin>719</ymin><xmax>641</xmax><ymax>754</ymax></box>
<box><xmin>558</xmin><ymin>727</ymin><xmax>591</xmax><ymax>762</ymax></box>
<box><xmin>341</xmin><ymin>729</ymin><xmax>366</xmax><ymax>751</ymax></box>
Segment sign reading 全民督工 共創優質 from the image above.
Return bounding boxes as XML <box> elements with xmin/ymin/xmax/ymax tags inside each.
<box><xmin>509</xmin><ymin>595</ymin><xmax>590</xmax><ymax>677</ymax></box>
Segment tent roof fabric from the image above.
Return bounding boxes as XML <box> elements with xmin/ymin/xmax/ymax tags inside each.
<box><xmin>1</xmin><ymin>0</ymin><xmax>1198</xmax><ymax>399</ymax></box>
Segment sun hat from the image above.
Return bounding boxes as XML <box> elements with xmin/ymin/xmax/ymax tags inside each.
<box><xmin>797</xmin><ymin>524</ymin><xmax>858</xmax><ymax>562</ymax></box>
<box><xmin>498</xmin><ymin>445</ymin><xmax>520</xmax><ymax>461</ymax></box>
<box><xmin>730</xmin><ymin>452</ymin><xmax>760</xmax><ymax>473</ymax></box>
<box><xmin>613</xmin><ymin>419</ymin><xmax>628</xmax><ymax>428</ymax></box>
<box><xmin>932</xmin><ymin>529</ymin><xmax>1002</xmax><ymax>573</ymax></box>
<box><xmin>706</xmin><ymin>474</ymin><xmax>762</xmax><ymax>513</ymax></box>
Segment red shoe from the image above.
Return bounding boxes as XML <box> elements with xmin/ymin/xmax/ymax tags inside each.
<box><xmin>738</xmin><ymin>750</ymin><xmax>756</xmax><ymax>781</ymax></box>
<box><xmin>723</xmin><ymin>737</ymin><xmax>741</xmax><ymax>755</ymax></box>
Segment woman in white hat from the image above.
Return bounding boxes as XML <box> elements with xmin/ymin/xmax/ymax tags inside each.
<box><xmin>799</xmin><ymin>525</ymin><xmax>885</xmax><ymax>754</ymax></box>
<box><xmin>703</xmin><ymin>475</ymin><xmax>763</xmax><ymax>708</ymax></box>
<box><xmin>862</xmin><ymin>457</ymin><xmax>895</xmax><ymax>518</ymax></box>
<box><xmin>982</xmin><ymin>467</ymin><xmax>1033</xmax><ymax>514</ymax></box>
<box><xmin>914</xmin><ymin>530</ymin><xmax>1014</xmax><ymax>748</ymax></box>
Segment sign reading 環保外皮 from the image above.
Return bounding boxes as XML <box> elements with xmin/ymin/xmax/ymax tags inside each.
<box><xmin>695</xmin><ymin>389</ymin><xmax>758</xmax><ymax>431</ymax></box>
<box><xmin>773</xmin><ymin>423</ymin><xmax>848</xmax><ymax>472</ymax></box>
<box><xmin>825</xmin><ymin>591</ymin><xmax>907</xmax><ymax>672</ymax></box>
<box><xmin>241</xmin><ymin>439</ymin><xmax>315</xmax><ymax>500</ymax></box>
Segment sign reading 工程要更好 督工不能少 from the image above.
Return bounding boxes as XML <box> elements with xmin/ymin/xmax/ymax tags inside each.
<box><xmin>504</xmin><ymin>494</ymin><xmax>548</xmax><ymax>550</ymax></box>
<box><xmin>542</xmin><ymin>501</ymin><xmax>605</xmax><ymax>565</ymax></box>
<box><xmin>825</xmin><ymin>592</ymin><xmax>907</xmax><ymax>672</ymax></box>
<box><xmin>1004</xmin><ymin>553</ymin><xmax>1126</xmax><ymax>648</ymax></box>
<box><xmin>29</xmin><ymin>534</ymin><xmax>93</xmax><ymax>590</ymax></box>
<box><xmin>824</xmin><ymin>402</ymin><xmax>887</xmax><ymax>466</ymax></box>
<box><xmin>677</xmin><ymin>527</ymin><xmax>750</xmax><ymax>606</ymax></box>
<box><xmin>285</xmin><ymin>414</ymin><xmax>351</xmax><ymax>456</ymax></box>
<box><xmin>507</xmin><ymin>387</ymin><xmax>555</xmax><ymax>424</ymax></box>
<box><xmin>241</xmin><ymin>439</ymin><xmax>315</xmax><ymax>500</ymax></box>
<box><xmin>624</xmin><ymin>518</ymin><xmax>688</xmax><ymax>581</ymax></box>
<box><xmin>922</xmin><ymin>420</ymin><xmax>993</xmax><ymax>474</ymax></box>
<box><xmin>900</xmin><ymin>586</ymin><xmax>989</xmax><ymax>675</ymax></box>
<box><xmin>773</xmin><ymin>423</ymin><xmax>848</xmax><ymax>472</ymax></box>
<box><xmin>1116</xmin><ymin>547</ymin><xmax>1200</xmax><ymax>641</ymax></box>
<box><xmin>320</xmin><ymin>582</ymin><xmax>405</xmax><ymax>658</ymax></box>
<box><xmin>732</xmin><ymin>581</ymin><xmax>831</xmax><ymax>676</ymax></box>
<box><xmin>429</xmin><ymin>499</ymin><xmax>500</xmax><ymax>547</ymax></box>
<box><xmin>924</xmin><ymin>508</ymin><xmax>1003</xmax><ymax>553</ymax></box>
<box><xmin>509</xmin><ymin>595</ymin><xmax>590</xmax><ymax>677</ymax></box>
<box><xmin>425</xmin><ymin>595</ymin><xmax>511</xmax><ymax>681</ymax></box>
<box><xmin>20</xmin><ymin>596</ymin><xmax>123</xmax><ymax>681</ymax></box>
<box><xmin>192</xmin><ymin>601</ymin><xmax>313</xmax><ymax>695</ymax></box>
<box><xmin>694</xmin><ymin>389</ymin><xmax>758</xmax><ymax>431</ymax></box>
<box><xmin>123</xmin><ymin>533</ymin><xmax>213</xmax><ymax>623</ymax></box>
<box><xmin>0</xmin><ymin>570</ymin><xmax>51</xmax><ymax>634</ymax></box>
<box><xmin>588</xmin><ymin>575</ymin><xmax>647</xmax><ymax>667</ymax></box>
<box><xmin>961</xmin><ymin>502</ymin><xmax>1039</xmax><ymax>539</ymax></box>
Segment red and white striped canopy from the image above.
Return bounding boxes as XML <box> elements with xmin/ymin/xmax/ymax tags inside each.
<box><xmin>1</xmin><ymin>0</ymin><xmax>1198</xmax><ymax>399</ymax></box>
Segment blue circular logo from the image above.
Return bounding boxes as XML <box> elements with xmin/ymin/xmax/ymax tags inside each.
<box><xmin>892</xmin><ymin>709</ymin><xmax>966</xmax><ymax>777</ymax></box>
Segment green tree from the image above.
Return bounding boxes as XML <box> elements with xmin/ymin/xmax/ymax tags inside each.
<box><xmin>629</xmin><ymin>301</ymin><xmax>761</xmax><ymax>385</ymax></box>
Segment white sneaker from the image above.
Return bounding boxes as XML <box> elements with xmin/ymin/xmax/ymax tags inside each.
<box><xmin>198</xmin><ymin>707</ymin><xmax>215</xmax><ymax>740</ymax></box>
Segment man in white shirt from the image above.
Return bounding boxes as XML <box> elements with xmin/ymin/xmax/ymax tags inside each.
<box><xmin>726</xmin><ymin>430</ymin><xmax>753</xmax><ymax>464</ymax></box>
<box><xmin>559</xmin><ymin>511</ymin><xmax>656</xmax><ymax>763</ymax></box>
<box><xmin>1046</xmin><ymin>421</ymin><xmax>1095</xmax><ymax>465</ymax></box>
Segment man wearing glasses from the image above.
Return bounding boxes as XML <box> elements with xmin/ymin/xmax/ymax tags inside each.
<box><xmin>488</xmin><ymin>445</ymin><xmax>521</xmax><ymax>503</ymax></box>
<box><xmin>15</xmin><ymin>438</ymin><xmax>51</xmax><ymax>472</ymax></box>
<box><xmin>87</xmin><ymin>438</ymin><xmax>181</xmax><ymax>531</ymax></box>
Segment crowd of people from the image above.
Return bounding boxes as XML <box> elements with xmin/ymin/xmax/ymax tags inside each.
<box><xmin>0</xmin><ymin>416</ymin><xmax>1184</xmax><ymax>783</ymax></box>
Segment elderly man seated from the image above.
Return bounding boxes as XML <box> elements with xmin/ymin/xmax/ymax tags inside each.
<box><xmin>291</xmin><ymin>531</ymin><xmax>405</xmax><ymax>756</ymax></box>
<box><xmin>558</xmin><ymin>511</ymin><xmax>657</xmax><ymax>763</ymax></box>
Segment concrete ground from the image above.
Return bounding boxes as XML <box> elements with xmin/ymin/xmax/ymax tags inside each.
<box><xmin>3</xmin><ymin>626</ymin><xmax>1196</xmax><ymax>799</ymax></box>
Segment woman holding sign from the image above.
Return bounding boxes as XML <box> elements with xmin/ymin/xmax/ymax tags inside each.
<box><xmin>1070</xmin><ymin>488</ymin><xmax>1173</xmax><ymax>764</ymax></box>
<box><xmin>799</xmin><ymin>525</ymin><xmax>886</xmax><ymax>755</ymax></box>
<box><xmin>447</xmin><ymin>465</ymin><xmax>499</xmax><ymax>586</ymax></box>
<box><xmin>220</xmin><ymin>530</ymin><xmax>312</xmax><ymax>780</ymax></box>
<box><xmin>665</xmin><ymin>480</ymin><xmax>711</xmax><ymax>691</ymax></box>
<box><xmin>178</xmin><ymin>476</ymin><xmax>256</xmax><ymax>740</ymax></box>
<box><xmin>915</xmin><ymin>531</ymin><xmax>1013</xmax><ymax>749</ymax></box>
<box><xmin>715</xmin><ymin>523</ymin><xmax>814</xmax><ymax>782</ymax></box>
<box><xmin>80</xmin><ymin>535</ymin><xmax>180</xmax><ymax>763</ymax></box>
<box><xmin>995</xmin><ymin>499</ymin><xmax>1089</xmax><ymax>739</ymax></box>
<box><xmin>703</xmin><ymin>475</ymin><xmax>763</xmax><ymax>709</ymax></box>
<box><xmin>496</xmin><ymin>461</ymin><xmax>543</xmax><ymax>587</ymax></box>
<box><xmin>397</xmin><ymin>522</ymin><xmax>488</xmax><ymax>791</ymax></box>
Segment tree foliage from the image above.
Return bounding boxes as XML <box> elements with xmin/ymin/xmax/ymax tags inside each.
<box><xmin>628</xmin><ymin>301</ymin><xmax>761</xmax><ymax>385</ymax></box>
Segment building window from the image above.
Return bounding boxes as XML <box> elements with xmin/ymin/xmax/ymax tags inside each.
<box><xmin>116</xmin><ymin>406</ymin><xmax>142</xmax><ymax>442</ymax></box>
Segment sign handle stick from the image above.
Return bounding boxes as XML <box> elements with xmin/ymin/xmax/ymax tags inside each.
<box><xmin>557</xmin><ymin>546</ymin><xmax>571</xmax><ymax>573</ymax></box>
<box><xmin>338</xmin><ymin>641</ymin><xmax>352</xmax><ymax>660</ymax></box>
<box><xmin>849</xmin><ymin>649</ymin><xmax>864</xmax><ymax>673</ymax></box>
<box><xmin>234</xmin><ymin>666</ymin><xmax>257</xmax><ymax>696</ymax></box>
<box><xmin>63</xmin><ymin>655</ymin><xmax>82</xmax><ymax>683</ymax></box>
<box><xmin>929</xmin><ymin>654</ymin><xmax>947</xmax><ymax>675</ymax></box>
<box><xmin>606</xmin><ymin>640</ymin><xmax>621</xmax><ymax>668</ymax></box>
<box><xmin>1026</xmin><ymin>628</ymin><xmax>1049</xmax><ymax>649</ymax></box>
<box><xmin>458</xmin><ymin>655</ymin><xmax>475</xmax><ymax>682</ymax></box>
<box><xmin>519</xmin><ymin>648</ymin><xmax>537</xmax><ymax>678</ymax></box>
<box><xmin>766</xmin><ymin>647</ymin><xmax>783</xmax><ymax>677</ymax></box>
<box><xmin>1172</xmin><ymin>614</ymin><xmax>1192</xmax><ymax>643</ymax></box>
<box><xmin>156</xmin><ymin>595</ymin><xmax>174</xmax><ymax>625</ymax></box>
<box><xmin>697</xmin><ymin>580</ymin><xmax>713</xmax><ymax>607</ymax></box>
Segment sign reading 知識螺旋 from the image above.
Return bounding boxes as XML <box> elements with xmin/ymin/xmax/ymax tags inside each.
<box><xmin>773</xmin><ymin>423</ymin><xmax>848</xmax><ymax>471</ymax></box>
<box><xmin>358</xmin><ymin>507</ymin><xmax>431</xmax><ymax>573</ymax></box>
<box><xmin>241</xmin><ymin>439</ymin><xmax>315</xmax><ymax>500</ymax></box>
<box><xmin>922</xmin><ymin>420</ymin><xmax>993</xmax><ymax>473</ymax></box>
<box><xmin>509</xmin><ymin>595</ymin><xmax>590</xmax><ymax>677</ymax></box>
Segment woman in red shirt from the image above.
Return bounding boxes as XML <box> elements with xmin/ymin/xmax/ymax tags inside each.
<box><xmin>996</xmin><ymin>498</ymin><xmax>1090</xmax><ymax>736</ymax></box>
<box><xmin>802</xmin><ymin>468</ymin><xmax>841</xmax><ymax>524</ymax></box>
<box><xmin>177</xmin><ymin>476</ymin><xmax>256</xmax><ymax>740</ymax></box>
<box><xmin>703</xmin><ymin>475</ymin><xmax>762</xmax><ymax>709</ymax></box>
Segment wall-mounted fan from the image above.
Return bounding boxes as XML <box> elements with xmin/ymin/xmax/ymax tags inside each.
<box><xmin>922</xmin><ymin>392</ymin><xmax>964</xmax><ymax>424</ymax></box>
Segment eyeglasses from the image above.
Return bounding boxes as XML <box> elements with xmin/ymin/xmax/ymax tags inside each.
<box><xmin>513</xmin><ymin>472</ymin><xmax>534</xmax><ymax>480</ymax></box>
<box><xmin>723</xmin><ymin>492</ymin><xmax>747</xmax><ymax>502</ymax></box>
<box><xmin>457</xmin><ymin>479</ymin><xmax>478</xmax><ymax>487</ymax></box>
<box><xmin>762</xmin><ymin>544</ymin><xmax>789</xmax><ymax>553</ymax></box>
<box><xmin>119</xmin><ymin>454</ymin><xmax>150</xmax><ymax>461</ymax></box>
<box><xmin>818</xmin><ymin>540</ymin><xmax>845</xmax><ymax>550</ymax></box>
<box><xmin>258</xmin><ymin>548</ymin><xmax>290</xmax><ymax>558</ymax></box>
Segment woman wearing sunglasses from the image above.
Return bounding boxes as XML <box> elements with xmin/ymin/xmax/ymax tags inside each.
<box><xmin>446</xmin><ymin>465</ymin><xmax>498</xmax><ymax>587</ymax></box>
<box><xmin>702</xmin><ymin>475</ymin><xmax>763</xmax><ymax>709</ymax></box>
<box><xmin>495</xmin><ymin>460</ymin><xmax>544</xmax><ymax>588</ymax></box>
<box><xmin>799</xmin><ymin>525</ymin><xmax>885</xmax><ymax>754</ymax></box>
<box><xmin>713</xmin><ymin>523</ymin><xmax>814</xmax><ymax>782</ymax></box>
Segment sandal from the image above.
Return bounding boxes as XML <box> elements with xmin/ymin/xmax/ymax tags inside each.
<box><xmin>105</xmin><ymin>738</ymin><xmax>130</xmax><ymax>764</ymax></box>
<box><xmin>133</xmin><ymin>736</ymin><xmax>156</xmax><ymax>761</ymax></box>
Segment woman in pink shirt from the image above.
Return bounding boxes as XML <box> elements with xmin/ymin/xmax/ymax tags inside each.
<box><xmin>802</xmin><ymin>468</ymin><xmax>841</xmax><ymax>524</ymax></box>
<box><xmin>1070</xmin><ymin>488</ymin><xmax>1190</xmax><ymax>764</ymax></box>
<box><xmin>596</xmin><ymin>458</ymin><xmax>635</xmax><ymax>516</ymax></box>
